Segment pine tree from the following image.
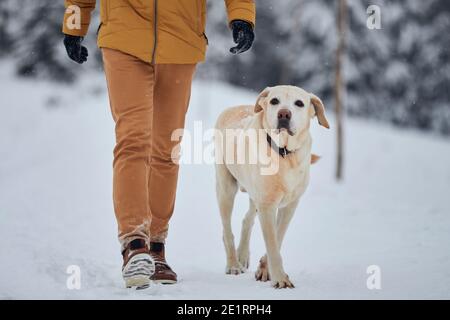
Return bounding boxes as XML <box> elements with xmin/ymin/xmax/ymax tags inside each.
<box><xmin>0</xmin><ymin>0</ymin><xmax>101</xmax><ymax>82</ymax></box>
<box><xmin>0</xmin><ymin>0</ymin><xmax>17</xmax><ymax>57</ymax></box>
<box><xmin>346</xmin><ymin>0</ymin><xmax>450</xmax><ymax>134</ymax></box>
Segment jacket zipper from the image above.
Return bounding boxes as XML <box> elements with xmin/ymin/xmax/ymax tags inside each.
<box><xmin>151</xmin><ymin>0</ymin><xmax>158</xmax><ymax>64</ymax></box>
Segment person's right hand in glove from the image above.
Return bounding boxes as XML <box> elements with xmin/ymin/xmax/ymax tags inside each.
<box><xmin>63</xmin><ymin>34</ymin><xmax>89</xmax><ymax>64</ymax></box>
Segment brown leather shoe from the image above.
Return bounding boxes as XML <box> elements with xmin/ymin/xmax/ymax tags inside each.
<box><xmin>122</xmin><ymin>239</ymin><xmax>154</xmax><ymax>289</ymax></box>
<box><xmin>149</xmin><ymin>242</ymin><xmax>177</xmax><ymax>284</ymax></box>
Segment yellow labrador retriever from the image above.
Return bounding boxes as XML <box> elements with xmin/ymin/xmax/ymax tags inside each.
<box><xmin>214</xmin><ymin>85</ymin><xmax>329</xmax><ymax>288</ymax></box>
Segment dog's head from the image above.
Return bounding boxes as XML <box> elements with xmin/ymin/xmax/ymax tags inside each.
<box><xmin>254</xmin><ymin>85</ymin><xmax>330</xmax><ymax>148</ymax></box>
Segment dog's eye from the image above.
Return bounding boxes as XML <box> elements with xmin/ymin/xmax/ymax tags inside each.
<box><xmin>270</xmin><ymin>98</ymin><xmax>280</xmax><ymax>105</ymax></box>
<box><xmin>295</xmin><ymin>100</ymin><xmax>305</xmax><ymax>108</ymax></box>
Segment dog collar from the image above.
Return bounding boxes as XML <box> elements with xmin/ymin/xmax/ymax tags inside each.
<box><xmin>266</xmin><ymin>133</ymin><xmax>292</xmax><ymax>158</ymax></box>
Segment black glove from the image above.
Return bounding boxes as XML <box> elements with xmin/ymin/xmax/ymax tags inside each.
<box><xmin>229</xmin><ymin>20</ymin><xmax>255</xmax><ymax>54</ymax></box>
<box><xmin>63</xmin><ymin>34</ymin><xmax>89</xmax><ymax>64</ymax></box>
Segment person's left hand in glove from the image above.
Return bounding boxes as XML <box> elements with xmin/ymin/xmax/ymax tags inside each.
<box><xmin>229</xmin><ymin>20</ymin><xmax>255</xmax><ymax>54</ymax></box>
<box><xmin>63</xmin><ymin>34</ymin><xmax>89</xmax><ymax>64</ymax></box>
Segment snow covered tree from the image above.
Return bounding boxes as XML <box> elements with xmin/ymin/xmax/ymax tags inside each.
<box><xmin>347</xmin><ymin>0</ymin><xmax>450</xmax><ymax>134</ymax></box>
<box><xmin>13</xmin><ymin>1</ymin><xmax>73</xmax><ymax>81</ymax></box>
<box><xmin>0</xmin><ymin>0</ymin><xmax>101</xmax><ymax>82</ymax></box>
<box><xmin>0</xmin><ymin>1</ymin><xmax>15</xmax><ymax>57</ymax></box>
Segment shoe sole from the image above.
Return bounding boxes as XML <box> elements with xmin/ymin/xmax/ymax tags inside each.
<box><xmin>152</xmin><ymin>279</ymin><xmax>177</xmax><ymax>285</ymax></box>
<box><xmin>126</xmin><ymin>277</ymin><xmax>151</xmax><ymax>289</ymax></box>
<box><xmin>123</xmin><ymin>253</ymin><xmax>154</xmax><ymax>289</ymax></box>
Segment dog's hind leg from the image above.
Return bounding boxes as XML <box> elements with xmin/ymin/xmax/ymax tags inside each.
<box><xmin>237</xmin><ymin>198</ymin><xmax>257</xmax><ymax>270</ymax></box>
<box><xmin>215</xmin><ymin>164</ymin><xmax>244</xmax><ymax>275</ymax></box>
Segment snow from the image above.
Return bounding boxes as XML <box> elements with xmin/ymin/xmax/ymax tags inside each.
<box><xmin>1</xmin><ymin>65</ymin><xmax>450</xmax><ymax>300</ymax></box>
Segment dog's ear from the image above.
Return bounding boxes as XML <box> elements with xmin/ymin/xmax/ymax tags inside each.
<box><xmin>310</xmin><ymin>94</ymin><xmax>330</xmax><ymax>129</ymax></box>
<box><xmin>255</xmin><ymin>87</ymin><xmax>271</xmax><ymax>113</ymax></box>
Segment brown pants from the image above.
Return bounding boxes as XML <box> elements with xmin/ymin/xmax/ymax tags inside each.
<box><xmin>102</xmin><ymin>48</ymin><xmax>196</xmax><ymax>249</ymax></box>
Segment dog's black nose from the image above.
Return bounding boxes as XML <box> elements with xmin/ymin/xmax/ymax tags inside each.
<box><xmin>278</xmin><ymin>109</ymin><xmax>291</xmax><ymax>130</ymax></box>
<box><xmin>278</xmin><ymin>109</ymin><xmax>291</xmax><ymax>121</ymax></box>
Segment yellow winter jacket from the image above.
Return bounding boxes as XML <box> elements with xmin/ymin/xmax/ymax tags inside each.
<box><xmin>62</xmin><ymin>0</ymin><xmax>256</xmax><ymax>64</ymax></box>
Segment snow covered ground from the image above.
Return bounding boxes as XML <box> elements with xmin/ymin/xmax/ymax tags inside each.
<box><xmin>1</xmin><ymin>65</ymin><xmax>450</xmax><ymax>300</ymax></box>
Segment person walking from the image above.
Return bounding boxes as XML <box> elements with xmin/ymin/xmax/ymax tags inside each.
<box><xmin>62</xmin><ymin>0</ymin><xmax>256</xmax><ymax>288</ymax></box>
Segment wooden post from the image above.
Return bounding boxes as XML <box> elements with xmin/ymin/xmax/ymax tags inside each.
<box><xmin>335</xmin><ymin>0</ymin><xmax>347</xmax><ymax>181</ymax></box>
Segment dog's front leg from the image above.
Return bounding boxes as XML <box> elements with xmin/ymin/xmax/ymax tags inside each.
<box><xmin>216</xmin><ymin>165</ymin><xmax>244</xmax><ymax>275</ymax></box>
<box><xmin>256</xmin><ymin>199</ymin><xmax>299</xmax><ymax>286</ymax></box>
<box><xmin>257</xmin><ymin>205</ymin><xmax>294</xmax><ymax>288</ymax></box>
<box><xmin>276</xmin><ymin>198</ymin><xmax>300</xmax><ymax>248</ymax></box>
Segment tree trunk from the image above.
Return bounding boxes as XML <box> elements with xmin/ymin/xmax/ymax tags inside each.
<box><xmin>335</xmin><ymin>0</ymin><xmax>347</xmax><ymax>181</ymax></box>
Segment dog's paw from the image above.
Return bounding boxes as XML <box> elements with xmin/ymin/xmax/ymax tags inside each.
<box><xmin>237</xmin><ymin>249</ymin><xmax>250</xmax><ymax>270</ymax></box>
<box><xmin>255</xmin><ymin>267</ymin><xmax>270</xmax><ymax>282</ymax></box>
<box><xmin>255</xmin><ymin>259</ymin><xmax>270</xmax><ymax>282</ymax></box>
<box><xmin>225</xmin><ymin>263</ymin><xmax>246</xmax><ymax>275</ymax></box>
<box><xmin>272</xmin><ymin>275</ymin><xmax>295</xmax><ymax>289</ymax></box>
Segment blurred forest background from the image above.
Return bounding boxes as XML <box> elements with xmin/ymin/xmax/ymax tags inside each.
<box><xmin>0</xmin><ymin>0</ymin><xmax>449</xmax><ymax>135</ymax></box>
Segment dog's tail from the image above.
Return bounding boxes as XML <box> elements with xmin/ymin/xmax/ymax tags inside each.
<box><xmin>311</xmin><ymin>154</ymin><xmax>321</xmax><ymax>164</ymax></box>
